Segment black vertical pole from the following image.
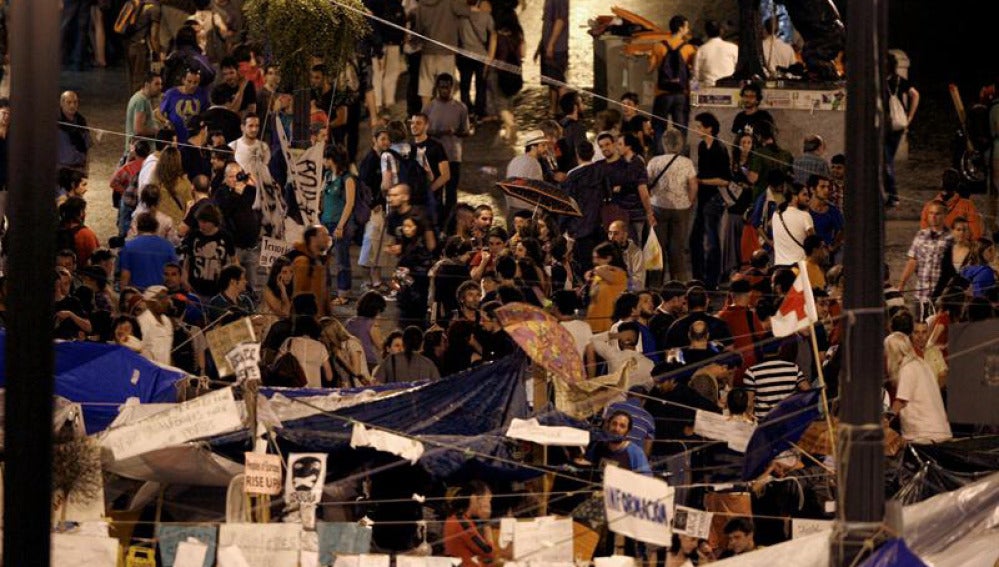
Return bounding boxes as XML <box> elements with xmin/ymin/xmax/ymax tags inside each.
<box><xmin>3</xmin><ymin>0</ymin><xmax>60</xmax><ymax>562</ymax></box>
<box><xmin>832</xmin><ymin>0</ymin><xmax>887</xmax><ymax>565</ymax></box>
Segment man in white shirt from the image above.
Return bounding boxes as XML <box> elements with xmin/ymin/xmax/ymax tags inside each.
<box><xmin>761</xmin><ymin>18</ymin><xmax>796</xmax><ymax>77</ymax></box>
<box><xmin>504</xmin><ymin>130</ymin><xmax>546</xmax><ymax>216</ymax></box>
<box><xmin>693</xmin><ymin>20</ymin><xmax>738</xmax><ymax>87</ymax></box>
<box><xmin>228</xmin><ymin>113</ymin><xmax>272</xmax><ymax>187</ymax></box>
<box><xmin>552</xmin><ymin>290</ymin><xmax>593</xmax><ymax>357</ymax></box>
<box><xmin>138</xmin><ymin>285</ymin><xmax>174</xmax><ymax>366</ymax></box>
<box><xmin>770</xmin><ymin>184</ymin><xmax>815</xmax><ymax>266</ymax></box>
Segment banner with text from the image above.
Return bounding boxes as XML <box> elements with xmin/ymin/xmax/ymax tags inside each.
<box><xmin>603</xmin><ymin>465</ymin><xmax>674</xmax><ymax>546</ymax></box>
<box><xmin>276</xmin><ymin>115</ymin><xmax>323</xmax><ymax>227</ymax></box>
<box><xmin>259</xmin><ymin>236</ymin><xmax>294</xmax><ymax>269</ymax></box>
<box><xmin>244</xmin><ymin>452</ymin><xmax>283</xmax><ymax>496</ymax></box>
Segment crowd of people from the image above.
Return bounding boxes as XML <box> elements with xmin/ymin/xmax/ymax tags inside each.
<box><xmin>0</xmin><ymin>0</ymin><xmax>995</xmax><ymax>563</ymax></box>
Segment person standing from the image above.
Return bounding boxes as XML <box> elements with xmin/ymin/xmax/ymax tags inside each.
<box><xmin>424</xmin><ymin>74</ymin><xmax>470</xmax><ymax>225</ymax></box>
<box><xmin>730</xmin><ymin>83</ymin><xmax>774</xmax><ymax>138</ymax></box>
<box><xmin>123</xmin><ymin>0</ymin><xmax>159</xmax><ymax>94</ymax></box>
<box><xmin>761</xmin><ymin>18</ymin><xmax>795</xmax><ymax>78</ymax></box>
<box><xmin>807</xmin><ymin>174</ymin><xmax>844</xmax><ymax>261</ymax></box>
<box><xmin>693</xmin><ymin>20</ymin><xmax>738</xmax><ymax>87</ymax></box>
<box><xmin>367</xmin><ymin>0</ymin><xmax>406</xmax><ymax>114</ymax></box>
<box><xmin>138</xmin><ymin>285</ymin><xmax>174</xmax><ymax>366</ymax></box>
<box><xmin>885</xmin><ymin>332</ymin><xmax>951</xmax><ymax>443</ymax></box>
<box><xmin>410</xmin><ymin>112</ymin><xmax>451</xmax><ymax>223</ymax></box>
<box><xmin>124</xmin><ymin>73</ymin><xmax>164</xmax><ymax>158</ymax></box>
<box><xmin>648</xmin><ymin>15</ymin><xmax>695</xmax><ymax>150</ymax></box>
<box><xmin>57</xmin><ymin>90</ymin><xmax>91</xmax><ymax>174</ymax></box>
<box><xmin>884</xmin><ymin>53</ymin><xmax>919</xmax><ymax>208</ymax></box>
<box><xmin>443</xmin><ymin>482</ymin><xmax>498</xmax><ymax>567</ymax></box>
<box><xmin>536</xmin><ymin>0</ymin><xmax>569</xmax><ymax>115</ymax></box>
<box><xmin>157</xmin><ymin>68</ymin><xmax>207</xmax><ymax>144</ymax></box>
<box><xmin>182</xmin><ymin>204</ymin><xmax>237</xmax><ymax>299</ymax></box>
<box><xmin>457</xmin><ymin>0</ymin><xmax>496</xmax><ymax>121</ymax></box>
<box><xmin>119</xmin><ymin>212</ymin><xmax>178</xmax><ymax>289</ymax></box>
<box><xmin>898</xmin><ymin>201</ymin><xmax>952</xmax><ymax>319</ymax></box>
<box><xmin>647</xmin><ymin>129</ymin><xmax>698</xmax><ymax>284</ymax></box>
<box><xmin>690</xmin><ymin>112</ymin><xmax>730</xmax><ymax>289</ymax></box>
<box><xmin>771</xmin><ymin>183</ymin><xmax>815</xmax><ymax>267</ymax></box>
<box><xmin>216</xmin><ymin>162</ymin><xmax>262</xmax><ymax>292</ymax></box>
<box><xmin>413</xmin><ymin>0</ymin><xmax>471</xmax><ymax>108</ymax></box>
<box><xmin>319</xmin><ymin>144</ymin><xmax>357</xmax><ymax>302</ymax></box>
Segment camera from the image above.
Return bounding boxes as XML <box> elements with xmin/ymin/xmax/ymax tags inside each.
<box><xmin>236</xmin><ymin>171</ymin><xmax>250</xmax><ymax>183</ymax></box>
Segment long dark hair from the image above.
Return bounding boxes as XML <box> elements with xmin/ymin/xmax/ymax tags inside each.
<box><xmin>265</xmin><ymin>256</ymin><xmax>294</xmax><ymax>297</ymax></box>
<box><xmin>593</xmin><ymin>241</ymin><xmax>627</xmax><ymax>270</ymax></box>
<box><xmin>402</xmin><ymin>326</ymin><xmax>423</xmax><ymax>361</ymax></box>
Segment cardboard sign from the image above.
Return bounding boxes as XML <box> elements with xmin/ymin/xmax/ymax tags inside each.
<box><xmin>512</xmin><ymin>516</ymin><xmax>574</xmax><ymax>562</ymax></box>
<box><xmin>227</xmin><ymin>342</ymin><xmax>262</xmax><ymax>384</ymax></box>
<box><xmin>100</xmin><ymin>388</ymin><xmax>243</xmax><ymax>461</ymax></box>
<box><xmin>603</xmin><ymin>465</ymin><xmax>674</xmax><ymax>546</ymax></box>
<box><xmin>693</xmin><ymin>411</ymin><xmax>756</xmax><ymax>453</ymax></box>
<box><xmin>206</xmin><ymin>317</ymin><xmax>257</xmax><ymax>377</ymax></box>
<box><xmin>218</xmin><ymin>523</ymin><xmax>301</xmax><ymax>567</ymax></box>
<box><xmin>244</xmin><ymin>452</ymin><xmax>283</xmax><ymax>496</ymax></box>
<box><xmin>672</xmin><ymin>506</ymin><xmax>713</xmax><ymax>540</ymax></box>
<box><xmin>259</xmin><ymin>236</ymin><xmax>294</xmax><ymax>269</ymax></box>
<box><xmin>286</xmin><ymin>453</ymin><xmax>327</xmax><ymax>529</ymax></box>
<box><xmin>506</xmin><ymin>418</ymin><xmax>590</xmax><ymax>447</ymax></box>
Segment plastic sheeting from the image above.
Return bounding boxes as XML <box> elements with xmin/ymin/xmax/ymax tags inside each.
<box><xmin>105</xmin><ymin>444</ymin><xmax>244</xmax><ymax>486</ymax></box>
<box><xmin>902</xmin><ymin>471</ymin><xmax>999</xmax><ymax>557</ymax></box>
<box><xmin>710</xmin><ymin>528</ymin><xmax>831</xmax><ymax>567</ymax></box>
<box><xmin>0</xmin><ymin>332</ymin><xmax>186</xmax><ymax>433</ymax></box>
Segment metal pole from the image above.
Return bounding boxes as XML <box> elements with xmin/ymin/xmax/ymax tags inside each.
<box><xmin>832</xmin><ymin>0</ymin><xmax>887</xmax><ymax>565</ymax></box>
<box><xmin>3</xmin><ymin>0</ymin><xmax>60</xmax><ymax>562</ymax></box>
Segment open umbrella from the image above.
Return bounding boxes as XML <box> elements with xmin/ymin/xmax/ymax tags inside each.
<box><xmin>495</xmin><ymin>302</ymin><xmax>584</xmax><ymax>383</ymax></box>
<box><xmin>496</xmin><ymin>177</ymin><xmax>582</xmax><ymax>217</ymax></box>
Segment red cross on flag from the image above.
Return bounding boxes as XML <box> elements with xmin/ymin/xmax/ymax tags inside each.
<box><xmin>771</xmin><ymin>261</ymin><xmax>819</xmax><ymax>338</ymax></box>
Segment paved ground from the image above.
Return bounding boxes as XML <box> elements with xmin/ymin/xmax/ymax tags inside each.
<box><xmin>55</xmin><ymin>2</ymin><xmax>992</xmax><ymax>331</ymax></box>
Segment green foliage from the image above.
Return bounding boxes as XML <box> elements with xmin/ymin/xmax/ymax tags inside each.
<box><xmin>244</xmin><ymin>0</ymin><xmax>371</xmax><ymax>87</ymax></box>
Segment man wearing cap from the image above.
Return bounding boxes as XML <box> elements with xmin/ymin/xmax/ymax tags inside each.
<box><xmin>120</xmin><ymin>212</ymin><xmax>179</xmax><ymax>289</ymax></box>
<box><xmin>504</xmin><ymin>130</ymin><xmax>547</xmax><ymax>218</ymax></box>
<box><xmin>138</xmin><ymin>285</ymin><xmax>174</xmax><ymax>365</ymax></box>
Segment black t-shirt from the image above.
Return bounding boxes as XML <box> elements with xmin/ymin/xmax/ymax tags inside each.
<box><xmin>202</xmin><ymin>106</ymin><xmax>243</xmax><ymax>143</ymax></box>
<box><xmin>182</xmin><ymin>230</ymin><xmax>237</xmax><ymax>297</ymax></box>
<box><xmin>215</xmin><ymin>184</ymin><xmax>260</xmax><ymax>248</ymax></box>
<box><xmin>54</xmin><ymin>295</ymin><xmax>88</xmax><ymax>340</ymax></box>
<box><xmin>413</xmin><ymin>138</ymin><xmax>448</xmax><ymax>191</ymax></box>
<box><xmin>696</xmin><ymin>139</ymin><xmax>731</xmax><ymax>202</ymax></box>
<box><xmin>731</xmin><ymin>109</ymin><xmax>775</xmax><ymax>137</ymax></box>
<box><xmin>604</xmin><ymin>156</ymin><xmax>649</xmax><ymax>214</ymax></box>
<box><xmin>180</xmin><ymin>145</ymin><xmax>212</xmax><ymax>180</ymax></box>
<box><xmin>215</xmin><ymin>81</ymin><xmax>257</xmax><ymax>113</ymax></box>
<box><xmin>358</xmin><ymin>149</ymin><xmax>385</xmax><ymax>208</ymax></box>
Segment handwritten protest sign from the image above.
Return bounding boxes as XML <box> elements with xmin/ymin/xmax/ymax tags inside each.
<box><xmin>227</xmin><ymin>342</ymin><xmax>262</xmax><ymax>384</ymax></box>
<box><xmin>792</xmin><ymin>518</ymin><xmax>834</xmax><ymax>539</ymax></box>
<box><xmin>155</xmin><ymin>525</ymin><xmax>217</xmax><ymax>567</ymax></box>
<box><xmin>206</xmin><ymin>317</ymin><xmax>257</xmax><ymax>377</ymax></box>
<box><xmin>276</xmin><ymin>115</ymin><xmax>323</xmax><ymax>227</ymax></box>
<box><xmin>244</xmin><ymin>452</ymin><xmax>283</xmax><ymax>496</ymax></box>
<box><xmin>287</xmin><ymin>453</ymin><xmax>327</xmax><ymax>529</ymax></box>
<box><xmin>100</xmin><ymin>388</ymin><xmax>243</xmax><ymax>461</ymax></box>
<box><xmin>175</xmin><ymin>538</ymin><xmax>210</xmax><ymax>567</ymax></box>
<box><xmin>603</xmin><ymin>465</ymin><xmax>674</xmax><ymax>546</ymax></box>
<box><xmin>693</xmin><ymin>411</ymin><xmax>756</xmax><ymax>453</ymax></box>
<box><xmin>506</xmin><ymin>418</ymin><xmax>590</xmax><ymax>446</ymax></box>
<box><xmin>259</xmin><ymin>236</ymin><xmax>294</xmax><ymax>269</ymax></box>
<box><xmin>512</xmin><ymin>516</ymin><xmax>574</xmax><ymax>562</ymax></box>
<box><xmin>218</xmin><ymin>523</ymin><xmax>301</xmax><ymax>567</ymax></box>
<box><xmin>672</xmin><ymin>506</ymin><xmax>713</xmax><ymax>540</ymax></box>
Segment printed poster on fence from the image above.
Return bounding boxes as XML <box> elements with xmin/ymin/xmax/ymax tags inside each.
<box><xmin>603</xmin><ymin>465</ymin><xmax>674</xmax><ymax>546</ymax></box>
<box><xmin>244</xmin><ymin>452</ymin><xmax>283</xmax><ymax>496</ymax></box>
<box><xmin>672</xmin><ymin>506</ymin><xmax>713</xmax><ymax>539</ymax></box>
<box><xmin>286</xmin><ymin>453</ymin><xmax>327</xmax><ymax>529</ymax></box>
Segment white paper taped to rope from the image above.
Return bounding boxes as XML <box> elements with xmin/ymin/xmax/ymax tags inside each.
<box><xmin>396</xmin><ymin>556</ymin><xmax>461</xmax><ymax>567</ymax></box>
<box><xmin>693</xmin><ymin>411</ymin><xmax>756</xmax><ymax>453</ymax></box>
<box><xmin>672</xmin><ymin>506</ymin><xmax>713</xmax><ymax>540</ymax></box>
<box><xmin>174</xmin><ymin>538</ymin><xmax>210</xmax><ymax>567</ymax></box>
<box><xmin>603</xmin><ymin>465</ymin><xmax>674</xmax><ymax>546</ymax></box>
<box><xmin>593</xmin><ymin>556</ymin><xmax>637</xmax><ymax>567</ymax></box>
<box><xmin>333</xmin><ymin>554</ymin><xmax>392</xmax><ymax>567</ymax></box>
<box><xmin>505</xmin><ymin>418</ymin><xmax>590</xmax><ymax>446</ymax></box>
<box><xmin>350</xmin><ymin>423</ymin><xmax>425</xmax><ymax>463</ymax></box>
<box><xmin>218</xmin><ymin>523</ymin><xmax>301</xmax><ymax>567</ymax></box>
<box><xmin>511</xmin><ymin>516</ymin><xmax>574</xmax><ymax>562</ymax></box>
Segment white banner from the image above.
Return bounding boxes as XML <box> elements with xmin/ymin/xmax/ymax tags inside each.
<box><xmin>672</xmin><ymin>506</ymin><xmax>713</xmax><ymax>539</ymax></box>
<box><xmin>244</xmin><ymin>452</ymin><xmax>283</xmax><ymax>496</ymax></box>
<box><xmin>276</xmin><ymin>115</ymin><xmax>323</xmax><ymax>227</ymax></box>
<box><xmin>506</xmin><ymin>418</ymin><xmax>590</xmax><ymax>447</ymax></box>
<box><xmin>259</xmin><ymin>236</ymin><xmax>294</xmax><ymax>268</ymax></box>
<box><xmin>286</xmin><ymin>453</ymin><xmax>327</xmax><ymax>529</ymax></box>
<box><xmin>218</xmin><ymin>523</ymin><xmax>301</xmax><ymax>567</ymax></box>
<box><xmin>603</xmin><ymin>465</ymin><xmax>674</xmax><ymax>546</ymax></box>
<box><xmin>100</xmin><ymin>388</ymin><xmax>243</xmax><ymax>461</ymax></box>
<box><xmin>693</xmin><ymin>411</ymin><xmax>756</xmax><ymax>453</ymax></box>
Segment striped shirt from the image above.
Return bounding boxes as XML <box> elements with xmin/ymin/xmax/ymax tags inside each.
<box><xmin>605</xmin><ymin>400</ymin><xmax>656</xmax><ymax>447</ymax></box>
<box><xmin>743</xmin><ymin>360</ymin><xmax>806</xmax><ymax>421</ymax></box>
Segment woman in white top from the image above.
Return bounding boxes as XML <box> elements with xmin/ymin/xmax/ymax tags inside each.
<box><xmin>283</xmin><ymin>317</ymin><xmax>333</xmax><ymax>388</ymax></box>
<box><xmin>884</xmin><ymin>331</ymin><xmax>952</xmax><ymax>443</ymax></box>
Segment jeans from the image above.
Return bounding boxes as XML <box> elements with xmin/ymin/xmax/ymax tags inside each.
<box><xmin>884</xmin><ymin>129</ymin><xmax>904</xmax><ymax>199</ymax></box>
<box><xmin>651</xmin><ymin>206</ymin><xmax>692</xmax><ymax>285</ymax></box>
<box><xmin>117</xmin><ymin>201</ymin><xmax>136</xmax><ymax>239</ymax></box>
<box><xmin>61</xmin><ymin>0</ymin><xmax>91</xmax><ymax>67</ymax></box>
<box><xmin>235</xmin><ymin>245</ymin><xmax>263</xmax><ymax>295</ymax></box>
<box><xmin>652</xmin><ymin>93</ymin><xmax>689</xmax><ymax>154</ymax></box>
<box><xmin>457</xmin><ymin>56</ymin><xmax>486</xmax><ymax>117</ymax></box>
<box><xmin>690</xmin><ymin>194</ymin><xmax>725</xmax><ymax>288</ymax></box>
<box><xmin>327</xmin><ymin>220</ymin><xmax>355</xmax><ymax>293</ymax></box>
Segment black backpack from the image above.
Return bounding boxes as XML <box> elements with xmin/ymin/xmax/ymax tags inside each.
<box><xmin>350</xmin><ymin>174</ymin><xmax>375</xmax><ymax>226</ymax></box>
<box><xmin>388</xmin><ymin>148</ymin><xmax>430</xmax><ymax>203</ymax></box>
<box><xmin>657</xmin><ymin>41</ymin><xmax>689</xmax><ymax>93</ymax></box>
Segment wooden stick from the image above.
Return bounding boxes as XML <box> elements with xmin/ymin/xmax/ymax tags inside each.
<box><xmin>809</xmin><ymin>325</ymin><xmax>838</xmax><ymax>463</ymax></box>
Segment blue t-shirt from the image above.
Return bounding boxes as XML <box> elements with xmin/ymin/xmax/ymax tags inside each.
<box><xmin>605</xmin><ymin>399</ymin><xmax>656</xmax><ymax>448</ymax></box>
<box><xmin>159</xmin><ymin>87</ymin><xmax>208</xmax><ymax>142</ymax></box>
<box><xmin>809</xmin><ymin>204</ymin><xmax>845</xmax><ymax>248</ymax></box>
<box><xmin>119</xmin><ymin>235</ymin><xmax>179</xmax><ymax>289</ymax></box>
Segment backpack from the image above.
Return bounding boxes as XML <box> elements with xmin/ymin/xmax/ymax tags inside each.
<box><xmin>56</xmin><ymin>225</ymin><xmax>83</xmax><ymax>254</ymax></box>
<box><xmin>657</xmin><ymin>40</ymin><xmax>689</xmax><ymax>93</ymax></box>
<box><xmin>265</xmin><ymin>338</ymin><xmax>308</xmax><ymax>388</ymax></box>
<box><xmin>351</xmin><ymin>175</ymin><xmax>375</xmax><ymax>227</ymax></box>
<box><xmin>113</xmin><ymin>0</ymin><xmax>143</xmax><ymax>36</ymax></box>
<box><xmin>388</xmin><ymin>148</ymin><xmax>430</xmax><ymax>204</ymax></box>
<box><xmin>495</xmin><ymin>32</ymin><xmax>524</xmax><ymax>97</ymax></box>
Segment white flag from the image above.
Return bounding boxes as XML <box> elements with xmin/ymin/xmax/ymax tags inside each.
<box><xmin>770</xmin><ymin>260</ymin><xmax>819</xmax><ymax>337</ymax></box>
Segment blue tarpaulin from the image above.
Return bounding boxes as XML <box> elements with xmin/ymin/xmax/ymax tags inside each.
<box><xmin>741</xmin><ymin>389</ymin><xmax>822</xmax><ymax>480</ymax></box>
<box><xmin>0</xmin><ymin>332</ymin><xmax>186</xmax><ymax>433</ymax></box>
<box><xmin>858</xmin><ymin>538</ymin><xmax>928</xmax><ymax>567</ymax></box>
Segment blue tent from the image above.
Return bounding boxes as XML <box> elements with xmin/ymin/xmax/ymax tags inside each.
<box><xmin>0</xmin><ymin>332</ymin><xmax>186</xmax><ymax>433</ymax></box>
<box><xmin>741</xmin><ymin>389</ymin><xmax>822</xmax><ymax>480</ymax></box>
<box><xmin>858</xmin><ymin>539</ymin><xmax>928</xmax><ymax>567</ymax></box>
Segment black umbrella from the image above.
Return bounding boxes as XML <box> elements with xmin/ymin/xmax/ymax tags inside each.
<box><xmin>496</xmin><ymin>177</ymin><xmax>582</xmax><ymax>217</ymax></box>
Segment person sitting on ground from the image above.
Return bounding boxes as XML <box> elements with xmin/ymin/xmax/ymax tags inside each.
<box><xmin>373</xmin><ymin>326</ymin><xmax>441</xmax><ymax>383</ymax></box>
<box><xmin>444</xmin><ymin>481</ymin><xmax>501</xmax><ymax>567</ymax></box>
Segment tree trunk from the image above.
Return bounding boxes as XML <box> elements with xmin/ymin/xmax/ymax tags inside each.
<box><xmin>732</xmin><ymin>0</ymin><xmax>766</xmax><ymax>81</ymax></box>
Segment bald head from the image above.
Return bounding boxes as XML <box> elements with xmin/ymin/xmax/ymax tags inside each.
<box><xmin>60</xmin><ymin>91</ymin><xmax>80</xmax><ymax>117</ymax></box>
<box><xmin>608</xmin><ymin>220</ymin><xmax>629</xmax><ymax>246</ymax></box>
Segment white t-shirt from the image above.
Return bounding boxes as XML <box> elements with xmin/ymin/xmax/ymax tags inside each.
<box><xmin>762</xmin><ymin>36</ymin><xmax>796</xmax><ymax>77</ymax></box>
<box><xmin>771</xmin><ymin>206</ymin><xmax>813</xmax><ymax>266</ymax></box>
<box><xmin>589</xmin><ymin>332</ymin><xmax>654</xmax><ymax>390</ymax></box>
<box><xmin>896</xmin><ymin>358</ymin><xmax>952</xmax><ymax>443</ymax></box>
<box><xmin>560</xmin><ymin>319</ymin><xmax>594</xmax><ymax>358</ymax></box>
<box><xmin>138</xmin><ymin>309</ymin><xmax>174</xmax><ymax>366</ymax></box>
<box><xmin>694</xmin><ymin>37</ymin><xmax>739</xmax><ymax>87</ymax></box>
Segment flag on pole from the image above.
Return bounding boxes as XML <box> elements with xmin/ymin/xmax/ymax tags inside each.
<box><xmin>770</xmin><ymin>260</ymin><xmax>819</xmax><ymax>338</ymax></box>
